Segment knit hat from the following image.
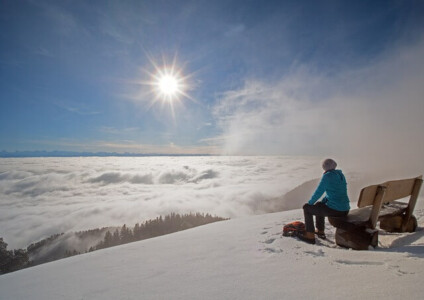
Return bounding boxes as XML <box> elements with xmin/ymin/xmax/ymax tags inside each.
<box><xmin>322</xmin><ymin>158</ymin><xmax>337</xmax><ymax>171</ymax></box>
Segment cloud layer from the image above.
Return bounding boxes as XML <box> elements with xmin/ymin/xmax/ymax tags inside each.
<box><xmin>1</xmin><ymin>156</ymin><xmax>323</xmax><ymax>249</ymax></box>
<box><xmin>2</xmin><ymin>156</ymin><xmax>421</xmax><ymax>249</ymax></box>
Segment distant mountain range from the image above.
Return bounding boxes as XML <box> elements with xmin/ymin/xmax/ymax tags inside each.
<box><xmin>0</xmin><ymin>151</ymin><xmax>211</xmax><ymax>158</ymax></box>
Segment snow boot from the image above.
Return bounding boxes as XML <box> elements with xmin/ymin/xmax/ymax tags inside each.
<box><xmin>296</xmin><ymin>231</ymin><xmax>316</xmax><ymax>245</ymax></box>
<box><xmin>315</xmin><ymin>230</ymin><xmax>326</xmax><ymax>240</ymax></box>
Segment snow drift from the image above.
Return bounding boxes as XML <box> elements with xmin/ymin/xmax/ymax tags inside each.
<box><xmin>1</xmin><ymin>202</ymin><xmax>424</xmax><ymax>299</ymax></box>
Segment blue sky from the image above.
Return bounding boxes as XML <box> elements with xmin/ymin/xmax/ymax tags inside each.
<box><xmin>1</xmin><ymin>0</ymin><xmax>424</xmax><ymax>155</ymax></box>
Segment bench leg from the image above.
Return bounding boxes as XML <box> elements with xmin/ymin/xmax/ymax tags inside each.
<box><xmin>402</xmin><ymin>215</ymin><xmax>417</xmax><ymax>232</ymax></box>
<box><xmin>335</xmin><ymin>228</ymin><xmax>379</xmax><ymax>250</ymax></box>
<box><xmin>380</xmin><ymin>215</ymin><xmax>417</xmax><ymax>233</ymax></box>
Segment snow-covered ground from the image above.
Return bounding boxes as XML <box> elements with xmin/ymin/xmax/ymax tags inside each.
<box><xmin>1</xmin><ymin>200</ymin><xmax>424</xmax><ymax>299</ymax></box>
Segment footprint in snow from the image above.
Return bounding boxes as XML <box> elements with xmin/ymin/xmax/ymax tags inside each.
<box><xmin>387</xmin><ymin>265</ymin><xmax>415</xmax><ymax>276</ymax></box>
<box><xmin>334</xmin><ymin>259</ymin><xmax>384</xmax><ymax>266</ymax></box>
<box><xmin>304</xmin><ymin>249</ymin><xmax>326</xmax><ymax>257</ymax></box>
<box><xmin>264</xmin><ymin>238</ymin><xmax>276</xmax><ymax>244</ymax></box>
<box><xmin>263</xmin><ymin>247</ymin><xmax>283</xmax><ymax>253</ymax></box>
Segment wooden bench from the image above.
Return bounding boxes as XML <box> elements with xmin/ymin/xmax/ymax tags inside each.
<box><xmin>328</xmin><ymin>176</ymin><xmax>422</xmax><ymax>250</ymax></box>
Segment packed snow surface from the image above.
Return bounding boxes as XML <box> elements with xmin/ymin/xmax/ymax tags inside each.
<box><xmin>1</xmin><ymin>202</ymin><xmax>424</xmax><ymax>299</ymax></box>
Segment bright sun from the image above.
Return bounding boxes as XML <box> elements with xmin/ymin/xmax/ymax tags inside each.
<box><xmin>152</xmin><ymin>67</ymin><xmax>188</xmax><ymax>103</ymax></box>
<box><xmin>158</xmin><ymin>75</ymin><xmax>179</xmax><ymax>96</ymax></box>
<box><xmin>136</xmin><ymin>55</ymin><xmax>196</xmax><ymax>116</ymax></box>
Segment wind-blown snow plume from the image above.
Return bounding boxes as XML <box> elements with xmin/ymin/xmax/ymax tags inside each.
<box><xmin>214</xmin><ymin>37</ymin><xmax>424</xmax><ymax>176</ymax></box>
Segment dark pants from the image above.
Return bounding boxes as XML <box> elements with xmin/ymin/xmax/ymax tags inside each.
<box><xmin>303</xmin><ymin>202</ymin><xmax>349</xmax><ymax>233</ymax></box>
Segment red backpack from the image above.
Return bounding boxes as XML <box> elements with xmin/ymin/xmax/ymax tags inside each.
<box><xmin>282</xmin><ymin>221</ymin><xmax>306</xmax><ymax>237</ymax></box>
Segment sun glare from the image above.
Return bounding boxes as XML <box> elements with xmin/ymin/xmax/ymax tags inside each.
<box><xmin>152</xmin><ymin>68</ymin><xmax>186</xmax><ymax>103</ymax></box>
<box><xmin>158</xmin><ymin>75</ymin><xmax>179</xmax><ymax>96</ymax></box>
<box><xmin>135</xmin><ymin>54</ymin><xmax>197</xmax><ymax>119</ymax></box>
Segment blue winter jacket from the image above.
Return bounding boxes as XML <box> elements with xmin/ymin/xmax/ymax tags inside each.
<box><xmin>308</xmin><ymin>169</ymin><xmax>350</xmax><ymax>211</ymax></box>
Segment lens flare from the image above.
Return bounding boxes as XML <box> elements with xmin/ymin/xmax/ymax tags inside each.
<box><xmin>158</xmin><ymin>75</ymin><xmax>179</xmax><ymax>97</ymax></box>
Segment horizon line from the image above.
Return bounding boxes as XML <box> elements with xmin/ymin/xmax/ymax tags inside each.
<box><xmin>0</xmin><ymin>150</ymin><xmax>214</xmax><ymax>158</ymax></box>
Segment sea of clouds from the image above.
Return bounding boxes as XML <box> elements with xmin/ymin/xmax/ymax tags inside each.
<box><xmin>1</xmin><ymin>155</ymin><xmax>421</xmax><ymax>249</ymax></box>
<box><xmin>0</xmin><ymin>156</ymin><xmax>324</xmax><ymax>249</ymax></box>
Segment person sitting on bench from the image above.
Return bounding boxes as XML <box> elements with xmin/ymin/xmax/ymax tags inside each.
<box><xmin>298</xmin><ymin>158</ymin><xmax>350</xmax><ymax>244</ymax></box>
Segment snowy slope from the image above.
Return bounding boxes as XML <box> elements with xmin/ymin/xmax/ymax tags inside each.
<box><xmin>1</xmin><ymin>203</ymin><xmax>424</xmax><ymax>300</ymax></box>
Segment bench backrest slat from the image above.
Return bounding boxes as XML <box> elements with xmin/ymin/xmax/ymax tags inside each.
<box><xmin>381</xmin><ymin>178</ymin><xmax>418</xmax><ymax>203</ymax></box>
<box><xmin>356</xmin><ymin>176</ymin><xmax>422</xmax><ymax>229</ymax></box>
<box><xmin>357</xmin><ymin>176</ymin><xmax>422</xmax><ymax>207</ymax></box>
<box><xmin>357</xmin><ymin>185</ymin><xmax>378</xmax><ymax>208</ymax></box>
